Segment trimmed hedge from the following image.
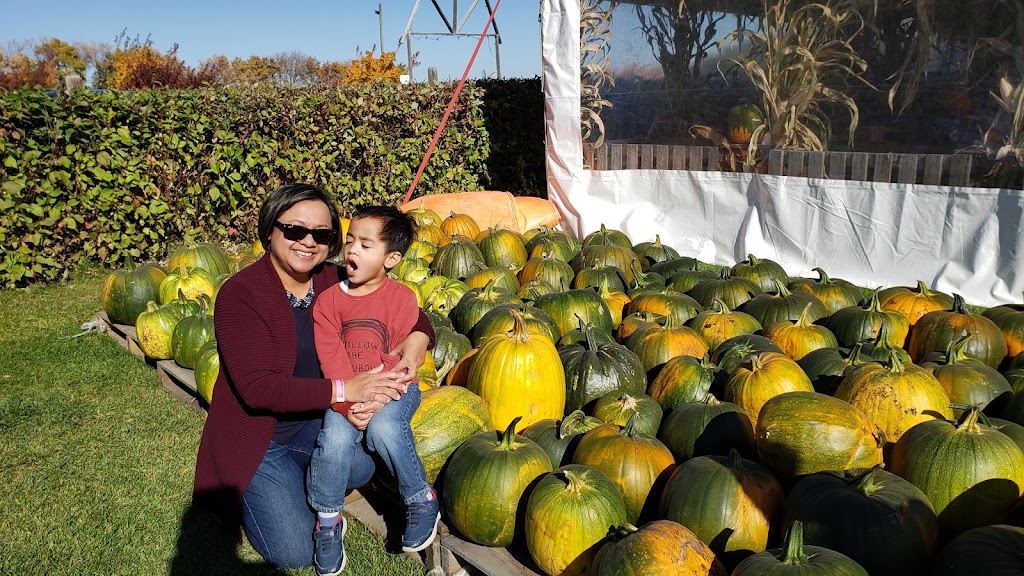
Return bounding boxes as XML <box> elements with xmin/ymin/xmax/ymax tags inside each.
<box><xmin>0</xmin><ymin>80</ymin><xmax>546</xmax><ymax>287</ymax></box>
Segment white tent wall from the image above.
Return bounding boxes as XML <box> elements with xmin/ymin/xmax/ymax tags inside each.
<box><xmin>541</xmin><ymin>0</ymin><xmax>1024</xmax><ymax>307</ymax></box>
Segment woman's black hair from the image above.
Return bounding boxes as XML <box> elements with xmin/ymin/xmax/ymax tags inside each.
<box><xmin>258</xmin><ymin>183</ymin><xmax>343</xmax><ymax>260</ymax></box>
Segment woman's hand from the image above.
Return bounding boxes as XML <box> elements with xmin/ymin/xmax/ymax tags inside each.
<box><xmin>389</xmin><ymin>331</ymin><xmax>430</xmax><ymax>384</ymax></box>
<box><xmin>343</xmin><ymin>364</ymin><xmax>407</xmax><ymax>404</ymax></box>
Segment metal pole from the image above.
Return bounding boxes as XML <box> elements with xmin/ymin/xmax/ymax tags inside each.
<box><xmin>377</xmin><ymin>3</ymin><xmax>385</xmax><ymax>53</ymax></box>
<box><xmin>406</xmin><ymin>32</ymin><xmax>414</xmax><ymax>81</ymax></box>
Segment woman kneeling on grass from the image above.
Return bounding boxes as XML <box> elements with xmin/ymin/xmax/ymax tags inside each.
<box><xmin>193</xmin><ymin>183</ymin><xmax>434</xmax><ymax>570</ymax></box>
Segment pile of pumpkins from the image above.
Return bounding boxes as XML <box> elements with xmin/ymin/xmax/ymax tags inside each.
<box><xmin>101</xmin><ymin>206</ymin><xmax>1024</xmax><ymax>574</ymax></box>
<box><xmin>99</xmin><ymin>242</ymin><xmax>261</xmax><ymax>403</ymax></box>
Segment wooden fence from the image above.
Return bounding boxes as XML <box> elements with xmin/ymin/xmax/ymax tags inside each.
<box><xmin>584</xmin><ymin>142</ymin><xmax>980</xmax><ymax>187</ymax></box>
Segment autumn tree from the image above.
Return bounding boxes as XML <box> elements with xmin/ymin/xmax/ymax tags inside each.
<box><xmin>270</xmin><ymin>50</ymin><xmax>321</xmax><ymax>85</ymax></box>
<box><xmin>34</xmin><ymin>38</ymin><xmax>86</xmax><ymax>76</ymax></box>
<box><xmin>343</xmin><ymin>51</ymin><xmax>402</xmax><ymax>84</ymax></box>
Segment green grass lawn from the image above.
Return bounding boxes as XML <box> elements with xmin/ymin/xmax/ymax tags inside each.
<box><xmin>0</xmin><ymin>265</ymin><xmax>426</xmax><ymax>576</ymax></box>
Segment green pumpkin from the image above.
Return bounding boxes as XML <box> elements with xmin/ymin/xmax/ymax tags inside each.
<box><xmin>448</xmin><ymin>279</ymin><xmax>522</xmax><ymax>336</ymax></box>
<box><xmin>657</xmin><ymin>394</ymin><xmax>755</xmax><ymax>461</ymax></box>
<box><xmin>572</xmin><ymin>263</ymin><xmax>627</xmax><ymax>292</ymax></box>
<box><xmin>632</xmin><ymin>235</ymin><xmax>680</xmax><ymax>267</ymax></box>
<box><xmin>158</xmin><ymin>266</ymin><xmax>218</xmax><ymax>306</ymax></box>
<box><xmin>788</xmin><ymin>267</ymin><xmax>863</xmax><ymax>315</ymax></box>
<box><xmin>135</xmin><ymin>300</ymin><xmax>187</xmax><ymax>360</ymax></box>
<box><xmin>431</xmin><ymin>326</ymin><xmax>472</xmax><ymax>382</ymax></box>
<box><xmin>921</xmin><ymin>334</ymin><xmax>1013</xmax><ymax>417</ymax></box>
<box><xmin>570</xmin><ymin>244</ymin><xmax>642</xmax><ymax>286</ymax></box>
<box><xmin>469</xmin><ymin>303</ymin><xmax>560</xmax><ymax>347</ymax></box>
<box><xmin>647</xmin><ymin>354</ymin><xmax>718</xmax><ymax>411</ymax></box>
<box><xmin>627</xmin><ymin>289</ymin><xmax>703</xmax><ymax>326</ymax></box>
<box><xmin>825</xmin><ymin>289</ymin><xmax>910</xmax><ymax>348</ymax></box>
<box><xmin>755</xmin><ymin>391</ymin><xmax>884</xmax><ymax>478</ymax></box>
<box><xmin>411</xmin><ymin>385</ymin><xmax>492</xmax><ymax>484</ymax></box>
<box><xmin>983</xmin><ymin>301</ymin><xmax>1024</xmax><ymax>359</ymax></box>
<box><xmin>193</xmin><ymin>340</ymin><xmax>219</xmax><ymax>405</ymax></box>
<box><xmin>731</xmin><ymin>521</ymin><xmax>868</xmax><ymax>576</ymax></box>
<box><xmin>171</xmin><ymin>295</ymin><xmax>215</xmax><ymax>369</ymax></box>
<box><xmin>421</xmin><ymin>276</ymin><xmax>470</xmax><ymax>316</ymax></box>
<box><xmin>784</xmin><ymin>468</ymin><xmax>939</xmax><ymax>576</ymax></box>
<box><xmin>890</xmin><ymin>406</ymin><xmax>1024</xmax><ymax>538</ymax></box>
<box><xmin>559</xmin><ymin>323</ymin><xmax>647</xmax><ymax>413</ymax></box>
<box><xmin>730</xmin><ymin>254</ymin><xmax>789</xmax><ymax>294</ymax></box>
<box><xmin>534</xmin><ymin>288</ymin><xmax>614</xmax><ymax>338</ymax></box>
<box><xmin>525</xmin><ymin>465</ymin><xmax>628</xmax><ymax>576</ymax></box>
<box><xmin>625</xmin><ymin>260</ymin><xmax>668</xmax><ymax>297</ymax></box>
<box><xmin>443</xmin><ymin>417</ymin><xmax>552</xmax><ymax>547</ymax></box>
<box><xmin>648</xmin><ymin>256</ymin><xmax>701</xmax><ymax>278</ymax></box>
<box><xmin>660</xmin><ymin>448</ymin><xmax>784</xmax><ymax>567</ymax></box>
<box><xmin>527</xmin><ymin>236</ymin><xmax>576</xmax><ymax>262</ymax></box>
<box><xmin>935</xmin><ymin>524</ymin><xmax>1024</xmax><ymax>575</ymax></box>
<box><xmin>557</xmin><ymin>319</ymin><xmax>618</xmax><ymax>347</ymax></box>
<box><xmin>100</xmin><ymin>259</ymin><xmax>166</xmax><ymax>325</ymax></box>
<box><xmin>463</xmin><ymin>263</ymin><xmax>520</xmax><ymax>292</ymax></box>
<box><xmin>687</xmin><ymin>298</ymin><xmax>763</xmax><ymax>350</ymax></box>
<box><xmin>712</xmin><ymin>334</ymin><xmax>785</xmax><ymax>374</ymax></box>
<box><xmin>391</xmin><ymin>256</ymin><xmax>433</xmax><ymax>284</ymax></box>
<box><xmin>727</xmin><ymin>102</ymin><xmax>765</xmax><ymax>146</ymax></box>
<box><xmin>687</xmin><ymin>268</ymin><xmax>764</xmax><ymax>310</ymax></box>
<box><xmin>518</xmin><ymin>252</ymin><xmax>574</xmax><ymax>291</ymax></box>
<box><xmin>591</xmin><ymin>392</ymin><xmax>662</xmax><ymax>437</ymax></box>
<box><xmin>477</xmin><ymin>228</ymin><xmax>528</xmax><ymax>272</ymax></box>
<box><xmin>521</xmin><ymin>410</ymin><xmax>605</xmax><ymax>468</ymax></box>
<box><xmin>167</xmin><ymin>243</ymin><xmax>231</xmax><ymax>278</ymax></box>
<box><xmin>581</xmin><ymin>223</ymin><xmax>633</xmax><ymax>250</ymax></box>
<box><xmin>739</xmin><ymin>280</ymin><xmax>828</xmax><ymax>329</ymax></box>
<box><xmin>909</xmin><ymin>293</ymin><xmax>1009</xmax><ymax>369</ymax></box>
<box><xmin>797</xmin><ymin>343</ymin><xmax>872</xmax><ymax>396</ymax></box>
<box><xmin>515</xmin><ymin>279</ymin><xmax>559</xmax><ymax>303</ymax></box>
<box><xmin>572</xmin><ymin>414</ymin><xmax>676</xmax><ymax>523</ymax></box>
<box><xmin>430</xmin><ymin>239</ymin><xmax>486</xmax><ymax>281</ymax></box>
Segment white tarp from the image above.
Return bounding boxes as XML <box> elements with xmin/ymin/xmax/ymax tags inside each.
<box><xmin>540</xmin><ymin>0</ymin><xmax>1024</xmax><ymax>307</ymax></box>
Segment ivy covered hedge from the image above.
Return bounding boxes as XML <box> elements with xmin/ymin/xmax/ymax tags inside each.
<box><xmin>0</xmin><ymin>79</ymin><xmax>545</xmax><ymax>287</ymax></box>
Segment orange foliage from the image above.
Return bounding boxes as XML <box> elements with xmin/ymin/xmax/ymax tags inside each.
<box><xmin>343</xmin><ymin>51</ymin><xmax>402</xmax><ymax>84</ymax></box>
<box><xmin>0</xmin><ymin>52</ymin><xmax>58</xmax><ymax>91</ymax></box>
<box><xmin>107</xmin><ymin>44</ymin><xmax>206</xmax><ymax>89</ymax></box>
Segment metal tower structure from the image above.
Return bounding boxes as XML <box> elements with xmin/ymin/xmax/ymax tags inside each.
<box><xmin>398</xmin><ymin>0</ymin><xmax>503</xmax><ymax>81</ymax></box>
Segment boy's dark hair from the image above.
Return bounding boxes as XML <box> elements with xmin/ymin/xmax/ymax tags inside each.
<box><xmin>351</xmin><ymin>205</ymin><xmax>416</xmax><ymax>255</ymax></box>
<box><xmin>258</xmin><ymin>183</ymin><xmax>342</xmax><ymax>259</ymax></box>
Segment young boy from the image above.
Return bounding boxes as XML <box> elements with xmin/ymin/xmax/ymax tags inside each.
<box><xmin>307</xmin><ymin>205</ymin><xmax>437</xmax><ymax>575</ymax></box>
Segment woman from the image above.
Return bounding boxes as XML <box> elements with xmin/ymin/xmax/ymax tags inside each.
<box><xmin>193</xmin><ymin>183</ymin><xmax>434</xmax><ymax>569</ymax></box>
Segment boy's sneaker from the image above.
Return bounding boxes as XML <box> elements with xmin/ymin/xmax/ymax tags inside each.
<box><xmin>313</xmin><ymin>516</ymin><xmax>347</xmax><ymax>576</ymax></box>
<box><xmin>401</xmin><ymin>489</ymin><xmax>440</xmax><ymax>553</ymax></box>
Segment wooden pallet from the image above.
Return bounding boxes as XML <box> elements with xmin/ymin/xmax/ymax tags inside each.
<box><xmin>97</xmin><ymin>311</ymin><xmax>539</xmax><ymax>576</ymax></box>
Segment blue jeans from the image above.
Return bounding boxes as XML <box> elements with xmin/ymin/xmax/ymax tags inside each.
<box><xmin>308</xmin><ymin>385</ymin><xmax>430</xmax><ymax>511</ymax></box>
<box><xmin>240</xmin><ymin>418</ymin><xmax>375</xmax><ymax>569</ymax></box>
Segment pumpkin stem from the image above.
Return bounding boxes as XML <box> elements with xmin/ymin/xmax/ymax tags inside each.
<box><xmin>608</xmin><ymin>523</ymin><xmax>639</xmax><ymax>541</ymax></box>
<box><xmin>618</xmin><ymin>394</ymin><xmax>638</xmax><ymax>413</ymax></box>
<box><xmin>886</xmin><ymin>348</ymin><xmax>906</xmax><ymax>374</ymax></box>
<box><xmin>749</xmin><ymin>353</ymin><xmax>765</xmax><ymax>372</ymax></box>
<box><xmin>582</xmin><ymin>318</ymin><xmax>599</xmax><ymax>351</ymax></box>
<box><xmin>508</xmin><ymin>309</ymin><xmax>531</xmax><ymax>343</ymax></box>
<box><xmin>952</xmin><ymin>293</ymin><xmax>968</xmax><ymax>314</ymax></box>
<box><xmin>851</xmin><ymin>466</ymin><xmax>883</xmax><ymax>497</ymax></box>
<box><xmin>954</xmin><ymin>404</ymin><xmax>984</xmax><ymax>433</ymax></box>
<box><xmin>747</xmin><ymin>254</ymin><xmax>761</xmax><ymax>266</ymax></box>
<box><xmin>773</xmin><ymin>278</ymin><xmax>793</xmax><ymax>297</ymax></box>
<box><xmin>712</xmin><ymin>298</ymin><xmax>729</xmax><ymax>314</ymax></box>
<box><xmin>796</xmin><ymin>302</ymin><xmax>815</xmax><ymax>327</ymax></box>
<box><xmin>197</xmin><ymin>294</ymin><xmax>210</xmax><ymax>318</ymax></box>
<box><xmin>498</xmin><ymin>417</ymin><xmax>523</xmax><ymax>451</ymax></box>
<box><xmin>946</xmin><ymin>334</ymin><xmax>973</xmax><ymax>365</ymax></box>
<box><xmin>701</xmin><ymin>392</ymin><xmax>720</xmax><ymax>405</ymax></box>
<box><xmin>781</xmin><ymin>521</ymin><xmax>810</xmax><ymax>565</ymax></box>
<box><xmin>812</xmin><ymin>267</ymin><xmax>830</xmax><ymax>284</ymax></box>
<box><xmin>699</xmin><ymin>353</ymin><xmax>719</xmax><ymax>373</ymax></box>
<box><xmin>867</xmin><ymin>288</ymin><xmax>884</xmax><ymax>312</ymax></box>
<box><xmin>622</xmin><ymin>412</ymin><xmax>639</xmax><ymax>437</ymax></box>
<box><xmin>653</xmin><ymin>235</ymin><xmax>663</xmax><ymax>248</ymax></box>
<box><xmin>726</xmin><ymin>447</ymin><xmax>744</xmax><ymax>470</ymax></box>
<box><xmin>560</xmin><ymin>467</ymin><xmax>585</xmax><ymax>495</ymax></box>
<box><xmin>915</xmin><ymin>280</ymin><xmax>932</xmax><ymax>296</ymax></box>
<box><xmin>847</xmin><ymin>342</ymin><xmax>867</xmax><ymax>368</ymax></box>
<box><xmin>718</xmin><ymin>267</ymin><xmax>731</xmax><ymax>280</ymax></box>
<box><xmin>559</xmin><ymin>409</ymin><xmax>597</xmax><ymax>439</ymax></box>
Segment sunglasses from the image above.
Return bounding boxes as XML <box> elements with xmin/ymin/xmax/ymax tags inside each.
<box><xmin>274</xmin><ymin>221</ymin><xmax>338</xmax><ymax>245</ymax></box>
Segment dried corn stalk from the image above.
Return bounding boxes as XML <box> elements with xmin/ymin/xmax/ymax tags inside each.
<box><xmin>581</xmin><ymin>0</ymin><xmax>615</xmax><ymax>149</ymax></box>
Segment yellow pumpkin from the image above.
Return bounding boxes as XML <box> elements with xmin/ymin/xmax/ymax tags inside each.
<box><xmin>467</xmin><ymin>310</ymin><xmax>566</xmax><ymax>432</ymax></box>
<box><xmin>725</xmin><ymin>352</ymin><xmax>814</xmax><ymax>427</ymax></box>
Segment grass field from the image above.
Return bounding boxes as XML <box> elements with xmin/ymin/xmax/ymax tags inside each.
<box><xmin>0</xmin><ymin>265</ymin><xmax>426</xmax><ymax>576</ymax></box>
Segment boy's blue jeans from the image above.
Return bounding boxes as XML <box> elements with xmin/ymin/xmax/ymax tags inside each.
<box><xmin>241</xmin><ymin>418</ymin><xmax>374</xmax><ymax>569</ymax></box>
<box><xmin>308</xmin><ymin>384</ymin><xmax>430</xmax><ymax>514</ymax></box>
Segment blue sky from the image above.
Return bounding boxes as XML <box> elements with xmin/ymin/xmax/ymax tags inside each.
<box><xmin>2</xmin><ymin>0</ymin><xmax>542</xmax><ymax>81</ymax></box>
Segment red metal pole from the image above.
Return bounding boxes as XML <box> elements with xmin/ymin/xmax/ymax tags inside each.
<box><xmin>402</xmin><ymin>0</ymin><xmax>503</xmax><ymax>205</ymax></box>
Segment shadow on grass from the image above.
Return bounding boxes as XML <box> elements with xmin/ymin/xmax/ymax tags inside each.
<box><xmin>169</xmin><ymin>501</ymin><xmax>283</xmax><ymax>576</ymax></box>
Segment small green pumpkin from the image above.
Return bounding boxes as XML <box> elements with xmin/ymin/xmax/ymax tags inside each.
<box><xmin>731</xmin><ymin>521</ymin><xmax>868</xmax><ymax>576</ymax></box>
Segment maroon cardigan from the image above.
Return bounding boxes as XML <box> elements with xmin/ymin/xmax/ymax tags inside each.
<box><xmin>192</xmin><ymin>255</ymin><xmax>432</xmax><ymax>536</ymax></box>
